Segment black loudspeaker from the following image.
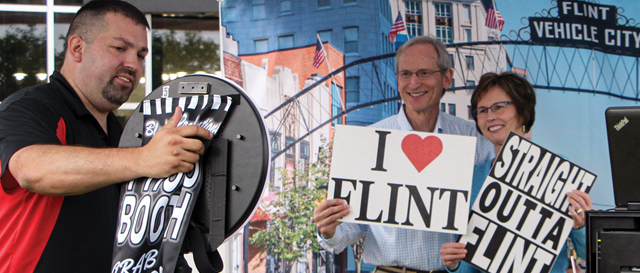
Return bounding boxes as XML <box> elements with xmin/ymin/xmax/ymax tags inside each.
<box><xmin>119</xmin><ymin>74</ymin><xmax>270</xmax><ymax>271</ymax></box>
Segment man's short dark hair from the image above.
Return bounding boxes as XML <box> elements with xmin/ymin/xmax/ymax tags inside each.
<box><xmin>470</xmin><ymin>71</ymin><xmax>537</xmax><ymax>134</ymax></box>
<box><xmin>63</xmin><ymin>0</ymin><xmax>148</xmax><ymax>59</ymax></box>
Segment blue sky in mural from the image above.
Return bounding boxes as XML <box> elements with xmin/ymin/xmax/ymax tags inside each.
<box><xmin>496</xmin><ymin>0</ymin><xmax>640</xmax><ymax>209</ymax></box>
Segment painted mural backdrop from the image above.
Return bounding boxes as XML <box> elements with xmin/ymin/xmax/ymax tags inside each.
<box><xmin>219</xmin><ymin>0</ymin><xmax>639</xmax><ymax>272</ymax></box>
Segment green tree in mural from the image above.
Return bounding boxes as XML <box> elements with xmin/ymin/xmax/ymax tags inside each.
<box><xmin>0</xmin><ymin>26</ymin><xmax>46</xmax><ymax>101</ymax></box>
<box><xmin>250</xmin><ymin>139</ymin><xmax>332</xmax><ymax>273</ymax></box>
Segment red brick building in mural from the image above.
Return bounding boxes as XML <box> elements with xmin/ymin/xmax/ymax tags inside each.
<box><xmin>239</xmin><ymin>42</ymin><xmax>344</xmax><ymax>93</ymax></box>
<box><xmin>223</xmin><ymin>40</ymin><xmax>345</xmax><ymax>273</ymax></box>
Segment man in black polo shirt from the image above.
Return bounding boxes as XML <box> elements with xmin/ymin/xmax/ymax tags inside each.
<box><xmin>0</xmin><ymin>1</ymin><xmax>212</xmax><ymax>272</ymax></box>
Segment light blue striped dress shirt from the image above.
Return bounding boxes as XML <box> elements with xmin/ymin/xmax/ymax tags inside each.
<box><xmin>318</xmin><ymin>106</ymin><xmax>495</xmax><ymax>271</ymax></box>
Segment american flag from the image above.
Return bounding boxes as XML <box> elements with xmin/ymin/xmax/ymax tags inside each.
<box><xmin>388</xmin><ymin>11</ymin><xmax>406</xmax><ymax>42</ymax></box>
<box><xmin>485</xmin><ymin>1</ymin><xmax>505</xmax><ymax>31</ymax></box>
<box><xmin>313</xmin><ymin>36</ymin><xmax>326</xmax><ymax>68</ymax></box>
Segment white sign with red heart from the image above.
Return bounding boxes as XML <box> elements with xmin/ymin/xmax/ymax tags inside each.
<box><xmin>328</xmin><ymin>124</ymin><xmax>477</xmax><ymax>234</ymax></box>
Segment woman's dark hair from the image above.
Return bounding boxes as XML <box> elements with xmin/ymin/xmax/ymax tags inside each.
<box><xmin>470</xmin><ymin>71</ymin><xmax>536</xmax><ymax>134</ymax></box>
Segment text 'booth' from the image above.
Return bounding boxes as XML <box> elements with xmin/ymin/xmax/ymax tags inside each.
<box><xmin>114</xmin><ymin>74</ymin><xmax>269</xmax><ymax>273</ymax></box>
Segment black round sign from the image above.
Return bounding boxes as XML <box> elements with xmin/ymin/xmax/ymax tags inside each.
<box><xmin>119</xmin><ymin>74</ymin><xmax>269</xmax><ymax>247</ymax></box>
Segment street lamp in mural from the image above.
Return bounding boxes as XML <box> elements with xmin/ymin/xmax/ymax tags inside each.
<box><xmin>0</xmin><ymin>26</ymin><xmax>47</xmax><ymax>101</ymax></box>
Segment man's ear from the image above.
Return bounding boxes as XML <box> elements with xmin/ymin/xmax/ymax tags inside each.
<box><xmin>443</xmin><ymin>68</ymin><xmax>454</xmax><ymax>88</ymax></box>
<box><xmin>66</xmin><ymin>35</ymin><xmax>84</xmax><ymax>63</ymax></box>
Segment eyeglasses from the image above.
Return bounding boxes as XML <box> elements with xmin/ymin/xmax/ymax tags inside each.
<box><xmin>397</xmin><ymin>69</ymin><xmax>445</xmax><ymax>81</ymax></box>
<box><xmin>473</xmin><ymin>101</ymin><xmax>514</xmax><ymax>118</ymax></box>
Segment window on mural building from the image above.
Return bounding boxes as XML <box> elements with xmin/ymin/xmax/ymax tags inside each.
<box><xmin>383</xmin><ymin>82</ymin><xmax>398</xmax><ymax>115</ymax></box>
<box><xmin>465</xmin><ymin>28</ymin><xmax>472</xmax><ymax>42</ymax></box>
<box><xmin>435</xmin><ymin>3</ymin><xmax>453</xmax><ymax>43</ymax></box>
<box><xmin>278</xmin><ymin>34</ymin><xmax>294</xmax><ymax>49</ymax></box>
<box><xmin>300</xmin><ymin>140</ymin><xmax>310</xmax><ymax>172</ymax></box>
<box><xmin>285</xmin><ymin>136</ymin><xmax>295</xmax><ymax>156</ymax></box>
<box><xmin>405</xmin><ymin>1</ymin><xmax>423</xmax><ymax>36</ymax></box>
<box><xmin>467</xmin><ymin>80</ymin><xmax>475</xmax><ymax>87</ymax></box>
<box><xmin>269</xmin><ymin>131</ymin><xmax>281</xmax><ymax>187</ymax></box>
<box><xmin>331</xmin><ymin>83</ymin><xmax>343</xmax><ymax>125</ymax></box>
<box><xmin>466</xmin><ymin>55</ymin><xmax>475</xmax><ymax>70</ymax></box>
<box><xmin>270</xmin><ymin>132</ymin><xmax>282</xmax><ymax>155</ymax></box>
<box><xmin>318</xmin><ymin>30</ymin><xmax>332</xmax><ymax>43</ymax></box>
<box><xmin>344</xmin><ymin>27</ymin><xmax>358</xmax><ymax>54</ymax></box>
<box><xmin>463</xmin><ymin>4</ymin><xmax>472</xmax><ymax>23</ymax></box>
<box><xmin>224</xmin><ymin>0</ymin><xmax>238</xmax><ymax>21</ymax></box>
<box><xmin>300</xmin><ymin>141</ymin><xmax>310</xmax><ymax>159</ymax></box>
<box><xmin>252</xmin><ymin>0</ymin><xmax>266</xmax><ymax>19</ymax></box>
<box><xmin>318</xmin><ymin>0</ymin><xmax>330</xmax><ymax>9</ymax></box>
<box><xmin>255</xmin><ymin>38</ymin><xmax>268</xmax><ymax>53</ymax></box>
<box><xmin>285</xmin><ymin>136</ymin><xmax>296</xmax><ymax>170</ymax></box>
<box><xmin>280</xmin><ymin>0</ymin><xmax>292</xmax><ymax>14</ymax></box>
<box><xmin>449</xmin><ymin>103</ymin><xmax>456</xmax><ymax>116</ymax></box>
<box><xmin>379</xmin><ymin>0</ymin><xmax>391</xmax><ymax>21</ymax></box>
<box><xmin>346</xmin><ymin>77</ymin><xmax>359</xmax><ymax>103</ymax></box>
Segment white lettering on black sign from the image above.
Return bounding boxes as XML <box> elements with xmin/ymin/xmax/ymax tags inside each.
<box><xmin>458</xmin><ymin>132</ymin><xmax>596</xmax><ymax>273</ymax></box>
<box><xmin>529</xmin><ymin>0</ymin><xmax>640</xmax><ymax>57</ymax></box>
<box><xmin>112</xmin><ymin>95</ymin><xmax>233</xmax><ymax>273</ymax></box>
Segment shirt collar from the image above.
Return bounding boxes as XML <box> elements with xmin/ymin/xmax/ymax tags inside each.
<box><xmin>49</xmin><ymin>71</ymin><xmax>92</xmax><ymax>118</ymax></box>
<box><xmin>435</xmin><ymin>111</ymin><xmax>443</xmax><ymax>133</ymax></box>
<box><xmin>398</xmin><ymin>104</ymin><xmax>443</xmax><ymax>133</ymax></box>
<box><xmin>50</xmin><ymin>71</ymin><xmax>122</xmax><ymax>142</ymax></box>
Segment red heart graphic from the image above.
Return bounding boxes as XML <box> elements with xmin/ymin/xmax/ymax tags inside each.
<box><xmin>401</xmin><ymin>134</ymin><xmax>443</xmax><ymax>173</ymax></box>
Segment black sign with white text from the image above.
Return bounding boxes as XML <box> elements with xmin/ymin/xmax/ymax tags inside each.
<box><xmin>529</xmin><ymin>0</ymin><xmax>640</xmax><ymax>57</ymax></box>
<box><xmin>458</xmin><ymin>132</ymin><xmax>596</xmax><ymax>273</ymax></box>
<box><xmin>111</xmin><ymin>95</ymin><xmax>232</xmax><ymax>273</ymax></box>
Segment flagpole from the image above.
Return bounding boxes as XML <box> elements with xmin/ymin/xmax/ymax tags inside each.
<box><xmin>491</xmin><ymin>0</ymin><xmax>498</xmax><ymax>26</ymax></box>
<box><xmin>316</xmin><ymin>34</ymin><xmax>346</xmax><ymax>114</ymax></box>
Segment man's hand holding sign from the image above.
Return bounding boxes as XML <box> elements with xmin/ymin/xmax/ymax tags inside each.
<box><xmin>325</xmin><ymin>124</ymin><xmax>477</xmax><ymax>234</ymax></box>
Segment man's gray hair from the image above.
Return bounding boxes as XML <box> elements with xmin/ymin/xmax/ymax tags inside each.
<box><xmin>395</xmin><ymin>36</ymin><xmax>452</xmax><ymax>72</ymax></box>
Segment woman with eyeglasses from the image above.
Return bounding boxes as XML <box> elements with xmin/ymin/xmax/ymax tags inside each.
<box><xmin>439</xmin><ymin>72</ymin><xmax>592</xmax><ymax>273</ymax></box>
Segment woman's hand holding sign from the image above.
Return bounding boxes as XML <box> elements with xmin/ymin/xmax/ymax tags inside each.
<box><xmin>314</xmin><ymin>199</ymin><xmax>350</xmax><ymax>239</ymax></box>
<box><xmin>567</xmin><ymin>189</ymin><xmax>593</xmax><ymax>229</ymax></box>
